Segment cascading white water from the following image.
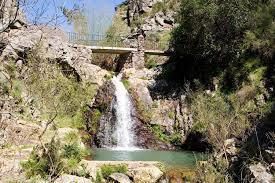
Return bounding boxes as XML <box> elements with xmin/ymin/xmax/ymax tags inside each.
<box><xmin>111</xmin><ymin>74</ymin><xmax>137</xmax><ymax>150</ymax></box>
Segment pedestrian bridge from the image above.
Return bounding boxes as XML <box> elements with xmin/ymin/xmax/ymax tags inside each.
<box><xmin>67</xmin><ymin>32</ymin><xmax>171</xmax><ymax>56</ymax></box>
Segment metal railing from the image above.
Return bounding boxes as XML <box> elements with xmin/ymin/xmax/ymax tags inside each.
<box><xmin>66</xmin><ymin>32</ymin><xmax>169</xmax><ymax>50</ymax></box>
<box><xmin>67</xmin><ymin>32</ymin><xmax>128</xmax><ymax>47</ymax></box>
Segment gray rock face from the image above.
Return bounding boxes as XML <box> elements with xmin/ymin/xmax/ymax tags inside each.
<box><xmin>248</xmin><ymin>163</ymin><xmax>274</xmax><ymax>183</ymax></box>
<box><xmin>127</xmin><ymin>0</ymin><xmax>164</xmax><ymax>19</ymax></box>
<box><xmin>91</xmin><ymin>81</ymin><xmax>117</xmax><ymax>147</ymax></box>
<box><xmin>0</xmin><ymin>27</ymin><xmax>110</xmax><ymax>86</ymax></box>
<box><xmin>124</xmin><ymin>0</ymin><xmax>175</xmax><ymax>45</ymax></box>
<box><xmin>122</xmin><ymin>68</ymin><xmax>193</xmax><ymax>147</ymax></box>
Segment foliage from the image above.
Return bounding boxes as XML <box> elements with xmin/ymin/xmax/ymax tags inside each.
<box><xmin>150</xmin><ymin>124</ymin><xmax>181</xmax><ymax>144</ymax></box>
<box><xmin>170</xmin><ymin>0</ymin><xmax>274</xmax><ymax>89</ymax></box>
<box><xmin>0</xmin><ymin>62</ymin><xmax>22</xmax><ymax>100</ymax></box>
<box><xmin>189</xmin><ymin>87</ymin><xmax>270</xmax><ymax>150</ymax></box>
<box><xmin>95</xmin><ymin>171</ymin><xmax>103</xmax><ymax>183</ymax></box>
<box><xmin>151</xmin><ymin>0</ymin><xmax>181</xmax><ymax>16</ymax></box>
<box><xmin>194</xmin><ymin>158</ymin><xmax>233</xmax><ymax>183</ymax></box>
<box><xmin>88</xmin><ymin>109</ymin><xmax>102</xmax><ymax>135</ymax></box>
<box><xmin>151</xmin><ymin>1</ymin><xmax>167</xmax><ymax>15</ymax></box>
<box><xmin>242</xmin><ymin>2</ymin><xmax>275</xmax><ymax>59</ymax></box>
<box><xmin>21</xmin><ymin>137</ymin><xmax>90</xmax><ymax>180</ymax></box>
<box><xmin>24</xmin><ymin>48</ymin><xmax>96</xmax><ymax>129</ymax></box>
<box><xmin>105</xmin><ymin>4</ymin><xmax>130</xmax><ymax>37</ymax></box>
<box><xmin>145</xmin><ymin>57</ymin><xmax>158</xmax><ymax>69</ymax></box>
<box><xmin>100</xmin><ymin>164</ymin><xmax>128</xmax><ymax>179</ymax></box>
<box><xmin>21</xmin><ymin>138</ymin><xmax>63</xmax><ymax>179</ymax></box>
<box><xmin>62</xmin><ymin>6</ymin><xmax>89</xmax><ymax>35</ymax></box>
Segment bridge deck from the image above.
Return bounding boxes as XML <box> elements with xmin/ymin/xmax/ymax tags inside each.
<box><xmin>87</xmin><ymin>46</ymin><xmax>136</xmax><ymax>54</ymax></box>
<box><xmin>144</xmin><ymin>50</ymin><xmax>171</xmax><ymax>56</ymax></box>
<box><xmin>72</xmin><ymin>44</ymin><xmax>170</xmax><ymax>56</ymax></box>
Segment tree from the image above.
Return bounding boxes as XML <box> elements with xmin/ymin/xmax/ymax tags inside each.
<box><xmin>170</xmin><ymin>0</ymin><xmax>271</xmax><ymax>88</ymax></box>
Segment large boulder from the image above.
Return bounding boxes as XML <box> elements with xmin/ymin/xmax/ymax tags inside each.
<box><xmin>128</xmin><ymin>164</ymin><xmax>163</xmax><ymax>183</ymax></box>
<box><xmin>108</xmin><ymin>173</ymin><xmax>133</xmax><ymax>183</ymax></box>
<box><xmin>54</xmin><ymin>174</ymin><xmax>92</xmax><ymax>183</ymax></box>
<box><xmin>81</xmin><ymin>160</ymin><xmax>163</xmax><ymax>183</ymax></box>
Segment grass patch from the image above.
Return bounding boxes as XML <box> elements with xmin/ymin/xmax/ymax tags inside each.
<box><xmin>100</xmin><ymin>164</ymin><xmax>128</xmax><ymax>179</ymax></box>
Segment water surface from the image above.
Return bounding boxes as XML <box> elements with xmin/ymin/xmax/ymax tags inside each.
<box><xmin>94</xmin><ymin>148</ymin><xmax>205</xmax><ymax>167</ymax></box>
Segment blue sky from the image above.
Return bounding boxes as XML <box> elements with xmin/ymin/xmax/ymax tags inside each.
<box><xmin>22</xmin><ymin>0</ymin><xmax>125</xmax><ymax>32</ymax></box>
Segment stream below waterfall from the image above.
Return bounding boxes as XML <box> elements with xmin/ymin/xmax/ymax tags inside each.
<box><xmin>93</xmin><ymin>148</ymin><xmax>205</xmax><ymax>167</ymax></box>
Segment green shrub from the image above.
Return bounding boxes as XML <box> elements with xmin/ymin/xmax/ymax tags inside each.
<box><xmin>190</xmin><ymin>88</ymin><xmax>269</xmax><ymax>150</ymax></box>
<box><xmin>21</xmin><ymin>138</ymin><xmax>63</xmax><ymax>179</ymax></box>
<box><xmin>62</xmin><ymin>143</ymin><xmax>83</xmax><ymax>162</ymax></box>
<box><xmin>149</xmin><ymin>124</ymin><xmax>181</xmax><ymax>144</ymax></box>
<box><xmin>93</xmin><ymin>109</ymin><xmax>102</xmax><ymax>121</ymax></box>
<box><xmin>150</xmin><ymin>125</ymin><xmax>168</xmax><ymax>142</ymax></box>
<box><xmin>100</xmin><ymin>164</ymin><xmax>127</xmax><ymax>179</ymax></box>
<box><xmin>168</xmin><ymin>111</ymin><xmax>175</xmax><ymax>119</ymax></box>
<box><xmin>21</xmin><ymin>137</ymin><xmax>89</xmax><ymax>180</ymax></box>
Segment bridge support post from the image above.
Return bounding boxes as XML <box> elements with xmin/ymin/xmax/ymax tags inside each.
<box><xmin>118</xmin><ymin>33</ymin><xmax>145</xmax><ymax>70</ymax></box>
<box><xmin>132</xmin><ymin>33</ymin><xmax>145</xmax><ymax>69</ymax></box>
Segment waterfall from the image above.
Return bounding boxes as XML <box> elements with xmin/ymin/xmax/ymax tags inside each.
<box><xmin>111</xmin><ymin>74</ymin><xmax>137</xmax><ymax>150</ymax></box>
